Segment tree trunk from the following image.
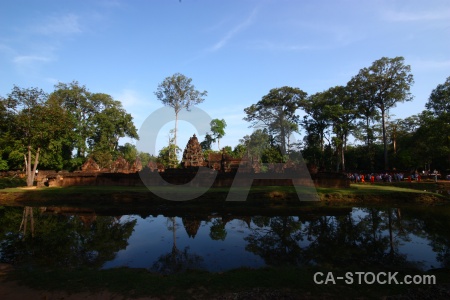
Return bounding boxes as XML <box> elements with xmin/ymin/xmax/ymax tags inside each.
<box><xmin>26</xmin><ymin>146</ymin><xmax>40</xmax><ymax>187</ymax></box>
<box><xmin>173</xmin><ymin>112</ymin><xmax>178</xmax><ymax>168</ymax></box>
<box><xmin>26</xmin><ymin>146</ymin><xmax>32</xmax><ymax>187</ymax></box>
<box><xmin>381</xmin><ymin>108</ymin><xmax>388</xmax><ymax>170</ymax></box>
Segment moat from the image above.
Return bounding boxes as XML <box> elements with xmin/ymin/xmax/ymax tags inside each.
<box><xmin>1</xmin><ymin>204</ymin><xmax>449</xmax><ymax>273</ymax></box>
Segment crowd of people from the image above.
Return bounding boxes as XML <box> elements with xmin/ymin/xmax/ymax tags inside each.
<box><xmin>347</xmin><ymin>170</ymin><xmax>441</xmax><ymax>183</ymax></box>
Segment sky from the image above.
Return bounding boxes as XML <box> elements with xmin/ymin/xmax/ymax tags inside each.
<box><xmin>1</xmin><ymin>0</ymin><xmax>449</xmax><ymax>156</ymax></box>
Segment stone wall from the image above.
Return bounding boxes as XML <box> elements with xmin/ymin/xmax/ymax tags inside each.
<box><xmin>42</xmin><ymin>169</ymin><xmax>349</xmax><ymax>189</ymax></box>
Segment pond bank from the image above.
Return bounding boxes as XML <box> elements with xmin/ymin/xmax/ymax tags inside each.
<box><xmin>0</xmin><ymin>183</ymin><xmax>448</xmax><ymax>218</ymax></box>
<box><xmin>0</xmin><ymin>182</ymin><xmax>449</xmax><ymax>207</ymax></box>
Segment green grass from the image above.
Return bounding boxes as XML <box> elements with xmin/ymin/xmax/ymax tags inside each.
<box><xmin>7</xmin><ymin>265</ymin><xmax>449</xmax><ymax>299</ymax></box>
<box><xmin>1</xmin><ymin>182</ymin><xmax>448</xmax><ymax>208</ymax></box>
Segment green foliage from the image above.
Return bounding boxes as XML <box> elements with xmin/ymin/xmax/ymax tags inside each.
<box><xmin>137</xmin><ymin>151</ymin><xmax>157</xmax><ymax>169</ymax></box>
<box><xmin>351</xmin><ymin>56</ymin><xmax>414</xmax><ymax>170</ymax></box>
<box><xmin>50</xmin><ymin>81</ymin><xmax>138</xmax><ymax>169</ymax></box>
<box><xmin>210</xmin><ymin>118</ymin><xmax>227</xmax><ymax>149</ymax></box>
<box><xmin>426</xmin><ymin>76</ymin><xmax>450</xmax><ymax>117</ymax></box>
<box><xmin>158</xmin><ymin>143</ymin><xmax>181</xmax><ymax>169</ymax></box>
<box><xmin>239</xmin><ymin>129</ymin><xmax>271</xmax><ymax>162</ymax></box>
<box><xmin>244</xmin><ymin>86</ymin><xmax>306</xmax><ymax>155</ymax></box>
<box><xmin>0</xmin><ymin>159</ymin><xmax>8</xmax><ymax>171</ymax></box>
<box><xmin>155</xmin><ymin>73</ymin><xmax>207</xmax><ymax>153</ymax></box>
<box><xmin>118</xmin><ymin>143</ymin><xmax>138</xmax><ymax>164</ymax></box>
<box><xmin>200</xmin><ymin>133</ymin><xmax>214</xmax><ymax>151</ymax></box>
<box><xmin>232</xmin><ymin>144</ymin><xmax>247</xmax><ymax>159</ymax></box>
<box><xmin>0</xmin><ymin>177</ymin><xmax>26</xmax><ymax>189</ymax></box>
<box><xmin>261</xmin><ymin>146</ymin><xmax>284</xmax><ymax>163</ymax></box>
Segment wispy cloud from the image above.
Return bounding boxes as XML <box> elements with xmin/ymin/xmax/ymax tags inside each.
<box><xmin>34</xmin><ymin>13</ymin><xmax>82</xmax><ymax>36</ymax></box>
<box><xmin>208</xmin><ymin>8</ymin><xmax>258</xmax><ymax>52</ymax></box>
<box><xmin>13</xmin><ymin>55</ymin><xmax>53</xmax><ymax>64</ymax></box>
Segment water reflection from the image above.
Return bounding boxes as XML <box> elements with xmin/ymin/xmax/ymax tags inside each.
<box><xmin>1</xmin><ymin>205</ymin><xmax>450</xmax><ymax>273</ymax></box>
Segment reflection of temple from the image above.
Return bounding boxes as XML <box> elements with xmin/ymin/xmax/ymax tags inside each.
<box><xmin>182</xmin><ymin>216</ymin><xmax>202</xmax><ymax>238</ymax></box>
<box><xmin>38</xmin><ymin>207</ymin><xmax>114</xmax><ymax>228</ymax></box>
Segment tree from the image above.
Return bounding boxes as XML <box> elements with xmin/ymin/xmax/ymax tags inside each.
<box><xmin>50</xmin><ymin>82</ymin><xmax>138</xmax><ymax>170</ymax></box>
<box><xmin>352</xmin><ymin>57</ymin><xmax>414</xmax><ymax>170</ymax></box>
<box><xmin>239</xmin><ymin>129</ymin><xmax>271</xmax><ymax>163</ymax></box>
<box><xmin>49</xmin><ymin>81</ymin><xmax>95</xmax><ymax>159</ymax></box>
<box><xmin>6</xmin><ymin>86</ymin><xmax>65</xmax><ymax>186</ymax></box>
<box><xmin>155</xmin><ymin>73</ymin><xmax>207</xmax><ymax>155</ymax></box>
<box><xmin>426</xmin><ymin>76</ymin><xmax>450</xmax><ymax>117</ymax></box>
<box><xmin>117</xmin><ymin>143</ymin><xmax>138</xmax><ymax>164</ymax></box>
<box><xmin>322</xmin><ymin>85</ymin><xmax>359</xmax><ymax>171</ymax></box>
<box><xmin>209</xmin><ymin>118</ymin><xmax>227</xmax><ymax>150</ymax></box>
<box><xmin>158</xmin><ymin>132</ymin><xmax>181</xmax><ymax>168</ymax></box>
<box><xmin>88</xmin><ymin>93</ymin><xmax>138</xmax><ymax>165</ymax></box>
<box><xmin>244</xmin><ymin>86</ymin><xmax>306</xmax><ymax>155</ymax></box>
<box><xmin>200</xmin><ymin>133</ymin><xmax>214</xmax><ymax>151</ymax></box>
<box><xmin>300</xmin><ymin>92</ymin><xmax>332</xmax><ymax>168</ymax></box>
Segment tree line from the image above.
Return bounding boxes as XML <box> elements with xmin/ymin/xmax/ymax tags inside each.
<box><xmin>0</xmin><ymin>82</ymin><xmax>139</xmax><ymax>185</ymax></box>
<box><xmin>1</xmin><ymin>56</ymin><xmax>449</xmax><ymax>186</ymax></box>
<box><xmin>200</xmin><ymin>56</ymin><xmax>449</xmax><ymax>175</ymax></box>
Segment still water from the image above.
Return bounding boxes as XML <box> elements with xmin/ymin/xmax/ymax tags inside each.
<box><xmin>1</xmin><ymin>205</ymin><xmax>449</xmax><ymax>273</ymax></box>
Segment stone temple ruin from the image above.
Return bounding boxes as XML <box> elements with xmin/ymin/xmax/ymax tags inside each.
<box><xmin>181</xmin><ymin>134</ymin><xmax>204</xmax><ymax>168</ymax></box>
<box><xmin>37</xmin><ymin>134</ymin><xmax>348</xmax><ymax>189</ymax></box>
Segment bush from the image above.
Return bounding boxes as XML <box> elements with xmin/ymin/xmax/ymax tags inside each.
<box><xmin>0</xmin><ymin>177</ymin><xmax>26</xmax><ymax>189</ymax></box>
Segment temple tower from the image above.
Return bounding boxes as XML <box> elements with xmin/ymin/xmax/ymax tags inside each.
<box><xmin>181</xmin><ymin>134</ymin><xmax>204</xmax><ymax>168</ymax></box>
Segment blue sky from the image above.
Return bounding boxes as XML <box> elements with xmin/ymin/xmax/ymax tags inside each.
<box><xmin>1</xmin><ymin>0</ymin><xmax>449</xmax><ymax>155</ymax></box>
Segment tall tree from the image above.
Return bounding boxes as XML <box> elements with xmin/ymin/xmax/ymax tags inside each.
<box><xmin>244</xmin><ymin>86</ymin><xmax>306</xmax><ymax>155</ymax></box>
<box><xmin>155</xmin><ymin>73</ymin><xmax>207</xmax><ymax>155</ymax></box>
<box><xmin>300</xmin><ymin>92</ymin><xmax>332</xmax><ymax>168</ymax></box>
<box><xmin>352</xmin><ymin>57</ymin><xmax>414</xmax><ymax>170</ymax></box>
<box><xmin>50</xmin><ymin>82</ymin><xmax>138</xmax><ymax>169</ymax></box>
<box><xmin>49</xmin><ymin>81</ymin><xmax>94</xmax><ymax>159</ymax></box>
<box><xmin>426</xmin><ymin>76</ymin><xmax>450</xmax><ymax>117</ymax></box>
<box><xmin>87</xmin><ymin>93</ymin><xmax>138</xmax><ymax>167</ymax></box>
<box><xmin>322</xmin><ymin>85</ymin><xmax>359</xmax><ymax>171</ymax></box>
<box><xmin>6</xmin><ymin>86</ymin><xmax>66</xmax><ymax>186</ymax></box>
<box><xmin>210</xmin><ymin>118</ymin><xmax>227</xmax><ymax>150</ymax></box>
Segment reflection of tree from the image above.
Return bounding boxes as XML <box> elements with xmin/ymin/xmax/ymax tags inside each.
<box><xmin>302</xmin><ymin>208</ymin><xmax>417</xmax><ymax>269</ymax></box>
<box><xmin>244</xmin><ymin>209</ymin><xmax>431</xmax><ymax>270</ymax></box>
<box><xmin>150</xmin><ymin>246</ymin><xmax>203</xmax><ymax>274</ymax></box>
<box><xmin>408</xmin><ymin>207</ymin><xmax>450</xmax><ymax>268</ymax></box>
<box><xmin>209</xmin><ymin>218</ymin><xmax>227</xmax><ymax>241</ymax></box>
<box><xmin>245</xmin><ymin>216</ymin><xmax>304</xmax><ymax>266</ymax></box>
<box><xmin>150</xmin><ymin>217</ymin><xmax>203</xmax><ymax>274</ymax></box>
<box><xmin>302</xmin><ymin>214</ymin><xmax>361</xmax><ymax>267</ymax></box>
<box><xmin>0</xmin><ymin>206</ymin><xmax>136</xmax><ymax>268</ymax></box>
<box><xmin>20</xmin><ymin>206</ymin><xmax>35</xmax><ymax>238</ymax></box>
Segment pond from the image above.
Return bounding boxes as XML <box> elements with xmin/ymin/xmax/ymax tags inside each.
<box><xmin>1</xmin><ymin>205</ymin><xmax>449</xmax><ymax>274</ymax></box>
